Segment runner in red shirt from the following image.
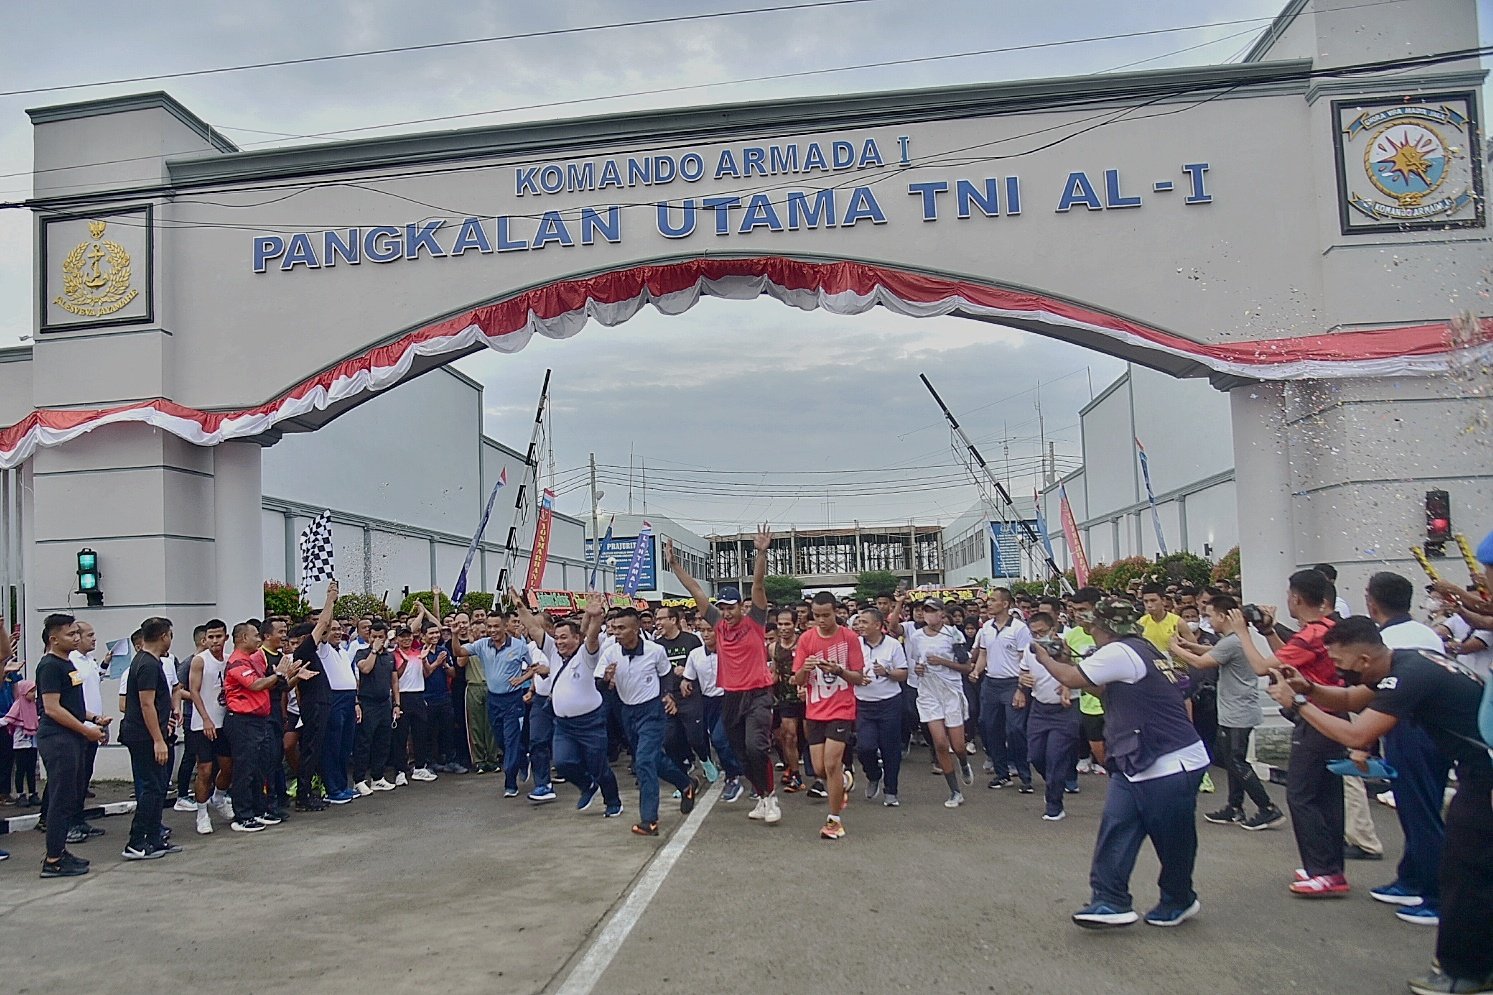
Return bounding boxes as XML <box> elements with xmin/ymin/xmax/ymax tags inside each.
<box><xmin>666</xmin><ymin>527</ymin><xmax>782</xmax><ymax>824</ymax></box>
<box><xmin>793</xmin><ymin>592</ymin><xmax>866</xmax><ymax>840</ymax></box>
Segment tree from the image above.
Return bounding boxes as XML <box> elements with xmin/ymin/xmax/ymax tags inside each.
<box><xmin>1150</xmin><ymin>551</ymin><xmax>1214</xmax><ymax>589</ymax></box>
<box><xmin>761</xmin><ymin>574</ymin><xmax>803</xmax><ymax>606</ymax></box>
<box><xmin>853</xmin><ymin>570</ymin><xmax>900</xmax><ymax>603</ymax></box>
<box><xmin>1211</xmin><ymin>546</ymin><xmax>1241</xmax><ymax>583</ymax></box>
<box><xmin>263</xmin><ymin>581</ymin><xmax>311</xmax><ymax>619</ymax></box>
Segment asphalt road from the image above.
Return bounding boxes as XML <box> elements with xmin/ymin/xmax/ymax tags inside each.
<box><xmin>0</xmin><ymin>758</ymin><xmax>1431</xmax><ymax>995</ymax></box>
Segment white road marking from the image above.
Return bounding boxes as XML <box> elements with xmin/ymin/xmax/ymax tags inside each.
<box><xmin>552</xmin><ymin>782</ymin><xmax>724</xmax><ymax>995</ymax></box>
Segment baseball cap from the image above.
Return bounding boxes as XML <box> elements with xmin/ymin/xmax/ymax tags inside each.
<box><xmin>716</xmin><ymin>586</ymin><xmax>743</xmax><ymax>605</ymax></box>
<box><xmin>921</xmin><ymin>597</ymin><xmax>946</xmax><ymax>611</ymax></box>
<box><xmin>1093</xmin><ymin>597</ymin><xmax>1142</xmax><ymax>636</ymax></box>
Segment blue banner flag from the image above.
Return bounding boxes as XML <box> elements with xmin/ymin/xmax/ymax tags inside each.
<box><xmin>621</xmin><ymin>521</ymin><xmax>654</xmax><ymax>596</ymax></box>
<box><xmin>451</xmin><ymin>468</ymin><xmax>507</xmax><ymax>605</ymax></box>
<box><xmin>1135</xmin><ymin>438</ymin><xmax>1168</xmax><ymax>556</ymax></box>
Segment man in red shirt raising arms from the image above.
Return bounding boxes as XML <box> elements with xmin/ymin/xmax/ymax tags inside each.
<box><xmin>666</xmin><ymin>527</ymin><xmax>779</xmax><ymax>824</ymax></box>
<box><xmin>793</xmin><ymin>591</ymin><xmax>866</xmax><ymax>840</ymax></box>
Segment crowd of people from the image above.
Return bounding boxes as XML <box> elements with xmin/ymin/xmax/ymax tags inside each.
<box><xmin>1</xmin><ymin>526</ymin><xmax>1490</xmax><ymax>995</ymax></box>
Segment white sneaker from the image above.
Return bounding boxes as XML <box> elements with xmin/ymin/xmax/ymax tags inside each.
<box><xmin>764</xmin><ymin>795</ymin><xmax>782</xmax><ymax>825</ymax></box>
<box><xmin>1076</xmin><ymin>759</ymin><xmax>1092</xmax><ymax>775</ymax></box>
<box><xmin>370</xmin><ymin>779</ymin><xmax>396</xmax><ymax>792</ymax></box>
<box><xmin>394</xmin><ymin>772</ymin><xmax>408</xmax><ymax>787</ymax></box>
<box><xmin>748</xmin><ymin>796</ymin><xmax>768</xmax><ymax>820</ymax></box>
<box><xmin>211</xmin><ymin>795</ymin><xmax>234</xmax><ymax>819</ymax></box>
<box><xmin>196</xmin><ymin>807</ymin><xmax>213</xmax><ymax>835</ymax></box>
<box><xmin>354</xmin><ymin>781</ymin><xmax>374</xmax><ymax>796</ymax></box>
<box><xmin>173</xmin><ymin>797</ymin><xmax>198</xmax><ymax>813</ymax></box>
<box><xmin>982</xmin><ymin>759</ymin><xmax>996</xmax><ymax>774</ymax></box>
<box><xmin>945</xmin><ymin>791</ymin><xmax>965</xmax><ymax>809</ymax></box>
<box><xmin>412</xmin><ymin>768</ymin><xmax>438</xmax><ymax>782</ymax></box>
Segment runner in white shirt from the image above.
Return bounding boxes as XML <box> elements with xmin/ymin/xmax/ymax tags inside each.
<box><xmin>509</xmin><ymin>588</ymin><xmax>559</xmax><ymax>804</ymax></box>
<box><xmin>187</xmin><ymin>619</ymin><xmax>233</xmax><ymax>833</ymax></box>
<box><xmin>545</xmin><ymin>593</ymin><xmax>624</xmax><ymax>818</ymax></box>
<box><xmin>905</xmin><ymin>598</ymin><xmax>975</xmax><ymax>807</ymax></box>
<box><xmin>852</xmin><ymin>608</ymin><xmax>909</xmax><ymax>806</ymax></box>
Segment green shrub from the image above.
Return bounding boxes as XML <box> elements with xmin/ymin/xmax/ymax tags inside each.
<box><xmin>334</xmin><ymin>592</ymin><xmax>390</xmax><ymax>620</ymax></box>
<box><xmin>1149</xmin><ymin>551</ymin><xmax>1214</xmax><ymax>589</ymax></box>
<box><xmin>762</xmin><ymin>575</ymin><xmax>804</xmax><ymax>605</ymax></box>
<box><xmin>1211</xmin><ymin>546</ymin><xmax>1241</xmax><ymax>583</ymax></box>
<box><xmin>263</xmin><ymin>581</ymin><xmax>311</xmax><ymax>619</ymax></box>
<box><xmin>853</xmin><ymin>570</ymin><xmax>900</xmax><ymax>602</ymax></box>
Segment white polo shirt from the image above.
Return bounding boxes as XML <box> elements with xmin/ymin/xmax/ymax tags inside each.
<box><xmin>855</xmin><ymin>636</ymin><xmax>908</xmax><ymax>702</ymax></box>
<box><xmin>318</xmin><ymin>642</ymin><xmax>357</xmax><ymax>691</ymax></box>
<box><xmin>683</xmin><ymin>646</ymin><xmax>723</xmax><ymax>698</ymax></box>
<box><xmin>598</xmin><ymin>638</ymin><xmax>671</xmax><ymax>706</ymax></box>
<box><xmin>70</xmin><ymin>651</ymin><xmax>104</xmax><ymax>716</ymax></box>
<box><xmin>548</xmin><ymin>643</ymin><xmax>603</xmax><ymax>718</ymax></box>
<box><xmin>976</xmin><ymin>615</ymin><xmax>1031</xmax><ymax>679</ymax></box>
<box><xmin>529</xmin><ymin>635</ymin><xmax>557</xmax><ymax>698</ymax></box>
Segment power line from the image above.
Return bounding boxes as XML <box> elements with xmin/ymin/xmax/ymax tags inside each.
<box><xmin>0</xmin><ymin>0</ymin><xmax>1422</xmax><ymax>196</ymax></box>
<box><xmin>0</xmin><ymin>0</ymin><xmax>880</xmax><ymax>99</ymax></box>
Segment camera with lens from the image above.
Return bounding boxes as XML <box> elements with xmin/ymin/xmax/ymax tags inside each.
<box><xmin>1241</xmin><ymin>604</ymin><xmax>1265</xmax><ymax>626</ymax></box>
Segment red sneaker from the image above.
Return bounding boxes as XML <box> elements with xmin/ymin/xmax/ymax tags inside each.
<box><xmin>1289</xmin><ymin>873</ymin><xmax>1349</xmax><ymax>897</ymax></box>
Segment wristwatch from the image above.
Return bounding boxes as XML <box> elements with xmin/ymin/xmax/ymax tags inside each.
<box><xmin>1292</xmin><ymin>692</ymin><xmax>1309</xmax><ymax>708</ymax></box>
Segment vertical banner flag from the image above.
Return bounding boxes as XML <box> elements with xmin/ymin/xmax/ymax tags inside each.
<box><xmin>299</xmin><ymin>510</ymin><xmax>336</xmax><ymax>583</ymax></box>
<box><xmin>622</xmin><ymin>520</ymin><xmax>654</xmax><ymax>596</ymax></box>
<box><xmin>1032</xmin><ymin>489</ymin><xmax>1057</xmax><ymax>564</ymax></box>
<box><xmin>1135</xmin><ymin>437</ymin><xmax>1169</xmax><ymax>556</ymax></box>
<box><xmin>451</xmin><ymin>468</ymin><xmax>507</xmax><ymax>606</ymax></box>
<box><xmin>587</xmin><ymin>515</ymin><xmax>615</xmax><ymax>591</ymax></box>
<box><xmin>525</xmin><ymin>488</ymin><xmax>556</xmax><ymax>592</ymax></box>
<box><xmin>1059</xmin><ymin>485</ymin><xmax>1090</xmax><ymax>587</ymax></box>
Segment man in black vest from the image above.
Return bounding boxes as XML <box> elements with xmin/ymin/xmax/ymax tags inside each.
<box><xmin>1031</xmin><ymin>597</ymin><xmax>1208</xmax><ymax>930</ymax></box>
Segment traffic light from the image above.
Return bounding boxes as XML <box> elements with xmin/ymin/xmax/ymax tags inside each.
<box><xmin>1425</xmin><ymin>490</ymin><xmax>1451</xmax><ymax>558</ymax></box>
<box><xmin>76</xmin><ymin>547</ymin><xmax>103</xmax><ymax>606</ymax></box>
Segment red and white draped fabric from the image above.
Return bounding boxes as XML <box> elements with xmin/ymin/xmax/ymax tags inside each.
<box><xmin>2</xmin><ymin>257</ymin><xmax>1488</xmax><ymax>468</ymax></box>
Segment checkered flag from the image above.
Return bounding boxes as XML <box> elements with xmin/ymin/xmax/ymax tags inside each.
<box><xmin>299</xmin><ymin>511</ymin><xmax>336</xmax><ymax>583</ymax></box>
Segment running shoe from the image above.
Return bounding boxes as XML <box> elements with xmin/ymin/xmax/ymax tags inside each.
<box><xmin>394</xmin><ymin>772</ymin><xmax>408</xmax><ymax>787</ymax></box>
<box><xmin>603</xmin><ymin>802</ymin><xmax>625</xmax><ymax>819</ymax></box>
<box><xmin>748</xmin><ymin>796</ymin><xmax>768</xmax><ymax>820</ymax></box>
<box><xmin>122</xmin><ymin>843</ymin><xmax>166</xmax><ymax>861</ymax></box>
<box><xmin>1204</xmin><ymin>806</ymin><xmax>1245</xmax><ymax>825</ymax></box>
<box><xmin>959</xmin><ymin>760</ymin><xmax>973</xmax><ymax>786</ymax></box>
<box><xmin>196</xmin><ymin>808</ymin><xmax>213</xmax><ymax>834</ymax></box>
<box><xmin>354</xmin><ymin>781</ymin><xmax>374</xmax><ymax>797</ymax></box>
<box><xmin>1144</xmin><ymin>900</ymin><xmax>1201</xmax><ymax>927</ymax></box>
<box><xmin>528</xmin><ymin>786</ymin><xmax>557</xmax><ymax>804</ymax></box>
<box><xmin>230</xmin><ymin>817</ymin><xmax>266</xmax><ymax>834</ymax></box>
<box><xmin>721</xmin><ymin>778</ymin><xmax>744</xmax><ymax>804</ymax></box>
<box><xmin>1072</xmin><ymin>902</ymin><xmax>1138</xmax><ymax>929</ymax></box>
<box><xmin>1288</xmin><ymin>873</ymin><xmax>1350</xmax><ymax>897</ymax></box>
<box><xmin>883</xmin><ymin>794</ymin><xmax>899</xmax><ymax>807</ymax></box>
<box><xmin>1395</xmin><ymin>906</ymin><xmax>1440</xmax><ymax>926</ymax></box>
<box><xmin>370</xmin><ymin>779</ymin><xmax>396</xmax><ymax>792</ymax></box>
<box><xmin>1199</xmin><ymin>772</ymin><xmax>1216</xmax><ymax>793</ymax></box>
<box><xmin>987</xmin><ymin>777</ymin><xmax>1010</xmax><ymax>790</ymax></box>
<box><xmin>764</xmin><ymin>795</ymin><xmax>783</xmax><ymax>824</ymax></box>
<box><xmin>631</xmin><ymin>821</ymin><xmax>659</xmax><ymax>837</ymax></box>
<box><xmin>1240</xmin><ymin>806</ymin><xmax>1286</xmax><ymax>831</ymax></box>
<box><xmin>502</xmin><ymin>787</ymin><xmax>519</xmax><ymax>798</ymax></box>
<box><xmin>1017</xmin><ymin>783</ymin><xmax>1034</xmax><ymax>795</ymax></box>
<box><xmin>1065</xmin><ymin>782</ymin><xmax>1080</xmax><ymax>794</ymax></box>
<box><xmin>944</xmin><ymin>791</ymin><xmax>964</xmax><ymax>809</ymax></box>
<box><xmin>782</xmin><ymin>771</ymin><xmax>804</xmax><ymax>793</ymax></box>
<box><xmin>576</xmin><ymin>784</ymin><xmax>600</xmax><ymax>811</ymax></box>
<box><xmin>681</xmin><ymin>777</ymin><xmax>700</xmax><ymax>815</ymax></box>
<box><xmin>1344</xmin><ymin>843</ymin><xmax>1383</xmax><ymax>861</ymax></box>
<box><xmin>819</xmin><ymin>818</ymin><xmax>845</xmax><ymax>841</ymax></box>
<box><xmin>1406</xmin><ymin>968</ymin><xmax>1493</xmax><ymax>994</ymax></box>
<box><xmin>255</xmin><ymin>811</ymin><xmax>283</xmax><ymax>826</ymax></box>
<box><xmin>1370</xmin><ymin>883</ymin><xmax>1424</xmax><ymax>906</ymax></box>
<box><xmin>173</xmin><ymin>797</ymin><xmax>198</xmax><ymax>813</ymax></box>
<box><xmin>1042</xmin><ymin>809</ymin><xmax>1067</xmax><ymax>822</ymax></box>
<box><xmin>866</xmin><ymin>778</ymin><xmax>883</xmax><ymax>801</ymax></box>
<box><xmin>806</xmin><ymin>780</ymin><xmax>828</xmax><ymax>799</ymax></box>
<box><xmin>701</xmin><ymin>760</ymin><xmax>720</xmax><ymax>783</ymax></box>
<box><xmin>40</xmin><ymin>858</ymin><xmax>88</xmax><ymax>879</ymax></box>
<box><xmin>843</xmin><ymin>769</ymin><xmax>855</xmax><ymax>795</ymax></box>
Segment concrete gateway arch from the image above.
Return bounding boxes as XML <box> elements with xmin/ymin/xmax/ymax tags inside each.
<box><xmin>1</xmin><ymin>0</ymin><xmax>1488</xmax><ymax>647</ymax></box>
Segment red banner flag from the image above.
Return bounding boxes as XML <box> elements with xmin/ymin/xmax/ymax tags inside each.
<box><xmin>1059</xmin><ymin>484</ymin><xmax>1089</xmax><ymax>588</ymax></box>
<box><xmin>525</xmin><ymin>489</ymin><xmax>556</xmax><ymax>591</ymax></box>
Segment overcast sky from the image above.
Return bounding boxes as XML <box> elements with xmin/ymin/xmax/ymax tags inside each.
<box><xmin>5</xmin><ymin>0</ymin><xmax>1475</xmax><ymax>530</ymax></box>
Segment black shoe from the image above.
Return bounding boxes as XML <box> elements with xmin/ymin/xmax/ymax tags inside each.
<box><xmin>807</xmin><ymin>780</ymin><xmax>828</xmax><ymax>799</ymax></box>
<box><xmin>256</xmin><ymin>811</ymin><xmax>284</xmax><ymax>826</ymax></box>
<box><xmin>294</xmin><ymin>798</ymin><xmax>328</xmax><ymax>812</ymax></box>
<box><xmin>122</xmin><ymin>842</ymin><xmax>166</xmax><ymax>861</ymax></box>
<box><xmin>153</xmin><ymin>840</ymin><xmax>184</xmax><ymax>855</ymax></box>
<box><xmin>60</xmin><ymin>850</ymin><xmax>89</xmax><ymax>868</ymax></box>
<box><xmin>988</xmin><ymin>777</ymin><xmax>1010</xmax><ymax>790</ymax></box>
<box><xmin>1240</xmin><ymin>806</ymin><xmax>1287</xmax><ymax>831</ymax></box>
<box><xmin>680</xmin><ymin>777</ymin><xmax>700</xmax><ymax>816</ymax></box>
<box><xmin>65</xmin><ymin>827</ymin><xmax>90</xmax><ymax>845</ymax></box>
<box><xmin>1204</xmin><ymin>806</ymin><xmax>1245</xmax><ymax>825</ymax></box>
<box><xmin>1017</xmin><ymin>783</ymin><xmax>1035</xmax><ymax>795</ymax></box>
<box><xmin>41</xmin><ymin>857</ymin><xmax>88</xmax><ymax>878</ymax></box>
<box><xmin>1344</xmin><ymin>843</ymin><xmax>1384</xmax><ymax>861</ymax></box>
<box><xmin>78</xmin><ymin>821</ymin><xmax>106</xmax><ymax>838</ymax></box>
